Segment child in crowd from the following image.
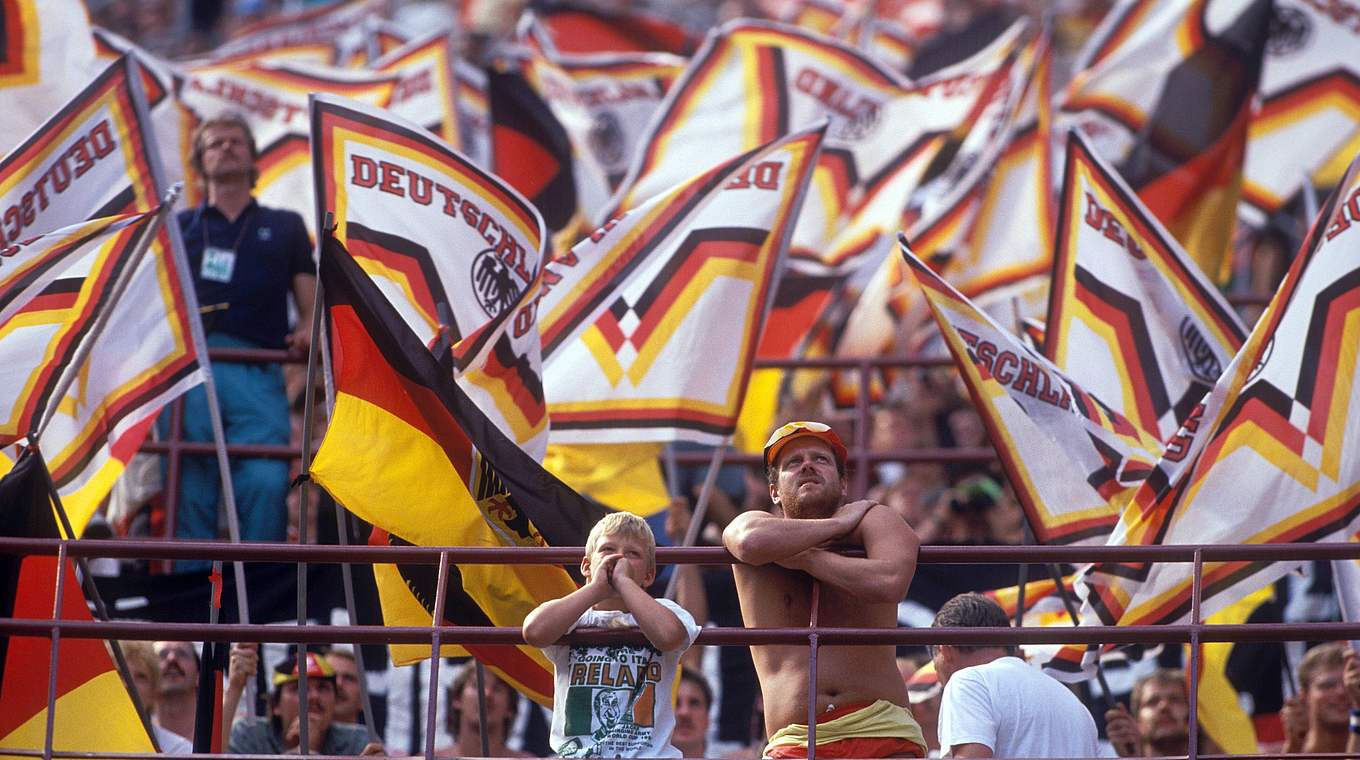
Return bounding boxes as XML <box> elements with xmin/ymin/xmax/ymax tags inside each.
<box><xmin>524</xmin><ymin>513</ymin><xmax>701</xmax><ymax>758</ymax></box>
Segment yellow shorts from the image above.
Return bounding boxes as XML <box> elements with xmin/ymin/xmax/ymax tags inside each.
<box><xmin>764</xmin><ymin>700</ymin><xmax>927</xmax><ymax>759</ymax></box>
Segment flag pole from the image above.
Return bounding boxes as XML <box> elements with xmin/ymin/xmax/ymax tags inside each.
<box><xmin>663</xmin><ymin>439</ymin><xmax>727</xmax><ymax>600</ymax></box>
<box><xmin>24</xmin><ymin>445</ymin><xmax>166</xmax><ymax>751</ymax></box>
<box><xmin>158</xmin><ymin>184</ymin><xmax>257</xmax><ymax>721</ymax></box>
<box><xmin>123</xmin><ymin>53</ymin><xmax>253</xmax><ymax>642</ymax></box>
<box><xmin>293</xmin><ymin>212</ymin><xmax>333</xmax><ymax>755</ymax></box>
<box><xmin>1300</xmin><ymin>170</ymin><xmax>1319</xmax><ymax>227</ymax></box>
<box><xmin>1010</xmin><ymin>299</ymin><xmax>1031</xmax><ymax>628</ymax></box>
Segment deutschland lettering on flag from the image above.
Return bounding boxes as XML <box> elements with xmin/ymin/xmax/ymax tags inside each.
<box><xmin>0</xmin><ymin>449</ymin><xmax>153</xmax><ymax>755</ymax></box>
<box><xmin>310</xmin><ymin>234</ymin><xmax>607</xmax><ymax>703</ymax></box>
<box><xmin>0</xmin><ymin>55</ymin><xmax>203</xmax><ymax>533</ymax></box>
<box><xmin>0</xmin><ymin>56</ymin><xmax>161</xmax><ymax>242</ymax></box>
<box><xmin>536</xmin><ymin>125</ymin><xmax>824</xmax><ymax>445</ymax></box>
<box><xmin>310</xmin><ymin>93</ymin><xmax>549</xmax><ymax>456</ymax></box>
<box><xmin>901</xmin><ymin>236</ymin><xmax>1161</xmax><ymax>545</ymax></box>
<box><xmin>1047</xmin><ymin>150</ymin><xmax>1360</xmax><ymax>679</ymax></box>
<box><xmin>1046</xmin><ymin>129</ymin><xmax>1247</xmax><ymax>445</ymax></box>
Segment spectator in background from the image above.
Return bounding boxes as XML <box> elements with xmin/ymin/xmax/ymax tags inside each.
<box><xmin>931</xmin><ymin>593</ymin><xmax>1098</xmax><ymax>758</ymax></box>
<box><xmin>152</xmin><ymin>640</ymin><xmax>200</xmax><ymax>748</ymax></box>
<box><xmin>121</xmin><ymin>640</ymin><xmax>193</xmax><ymax>753</ymax></box>
<box><xmin>327</xmin><ymin>645</ymin><xmax>365</xmax><ymax>726</ymax></box>
<box><xmin>223</xmin><ymin>642</ymin><xmax>260</xmax><ymax>749</ymax></box>
<box><xmin>229</xmin><ymin>652</ymin><xmax>380</xmax><ymax>755</ymax></box>
<box><xmin>438</xmin><ymin>665</ymin><xmax>530</xmax><ymax>758</ymax></box>
<box><xmin>1282</xmin><ymin>643</ymin><xmax>1360</xmax><ymax>754</ymax></box>
<box><xmin>168</xmin><ymin>113</ymin><xmax>314</xmax><ymax>572</ymax></box>
<box><xmin>1105</xmin><ymin>669</ymin><xmax>1220</xmax><ymax>757</ymax></box>
<box><xmin>672</xmin><ymin>667</ymin><xmax>713</xmax><ymax>759</ymax></box>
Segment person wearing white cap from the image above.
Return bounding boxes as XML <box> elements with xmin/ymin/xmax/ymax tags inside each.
<box><xmin>722</xmin><ymin>421</ymin><xmax>926</xmax><ymax>759</ymax></box>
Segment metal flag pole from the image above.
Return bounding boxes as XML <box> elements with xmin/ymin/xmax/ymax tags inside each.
<box><xmin>159</xmin><ymin>184</ymin><xmax>258</xmax><ymax>721</ymax></box>
<box><xmin>293</xmin><ymin>212</ymin><xmax>334</xmax><ymax>755</ymax></box>
<box><xmin>663</xmin><ymin>439</ymin><xmax>728</xmax><ymax>600</ymax></box>
<box><xmin>1301</xmin><ymin>170</ymin><xmax>1320</xmax><ymax>226</ymax></box>
<box><xmin>1010</xmin><ymin>298</ymin><xmax>1031</xmax><ymax>628</ymax></box>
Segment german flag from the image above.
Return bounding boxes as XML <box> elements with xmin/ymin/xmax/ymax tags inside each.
<box><xmin>310</xmin><ymin>234</ymin><xmax>608</xmax><ymax>705</ymax></box>
<box><xmin>488</xmin><ymin>66</ymin><xmax>577</xmax><ymax>234</ymax></box>
<box><xmin>0</xmin><ymin>449</ymin><xmax>154</xmax><ymax>756</ymax></box>
<box><xmin>1063</xmin><ymin>0</ymin><xmax>1272</xmax><ymax>283</ymax></box>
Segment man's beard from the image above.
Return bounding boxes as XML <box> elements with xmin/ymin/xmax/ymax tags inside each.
<box><xmin>781</xmin><ymin>482</ymin><xmax>842</xmax><ymax>519</ymax></box>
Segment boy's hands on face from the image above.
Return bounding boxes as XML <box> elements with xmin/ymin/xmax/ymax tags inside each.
<box><xmin>587</xmin><ymin>553</ymin><xmax>622</xmax><ymax>594</ymax></box>
<box><xmin>610</xmin><ymin>554</ymin><xmax>642</xmax><ymax>588</ymax></box>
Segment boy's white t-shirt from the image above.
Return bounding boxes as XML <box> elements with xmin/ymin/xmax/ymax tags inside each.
<box><xmin>544</xmin><ymin>597</ymin><xmax>701</xmax><ymax>758</ymax></box>
<box><xmin>938</xmin><ymin>656</ymin><xmax>1100</xmax><ymax>758</ymax></box>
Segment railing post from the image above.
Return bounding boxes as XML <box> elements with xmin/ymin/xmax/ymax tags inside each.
<box><xmin>1187</xmin><ymin>548</ymin><xmax>1203</xmax><ymax>760</ymax></box>
<box><xmin>425</xmin><ymin>550</ymin><xmax>451</xmax><ymax>760</ymax></box>
<box><xmin>42</xmin><ymin>541</ymin><xmax>68</xmax><ymax>760</ymax></box>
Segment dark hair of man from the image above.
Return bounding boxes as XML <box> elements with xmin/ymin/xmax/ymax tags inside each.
<box><xmin>679</xmin><ymin>667</ymin><xmax>713</xmax><ymax>710</ymax></box>
<box><xmin>1130</xmin><ymin>669</ymin><xmax>1186</xmax><ymax>714</ymax></box>
<box><xmin>446</xmin><ymin>665</ymin><xmax>520</xmax><ymax>738</ymax></box>
<box><xmin>930</xmin><ymin>592</ymin><xmax>1018</xmax><ymax>656</ymax></box>
<box><xmin>190</xmin><ymin>113</ymin><xmax>260</xmax><ymax>188</ymax></box>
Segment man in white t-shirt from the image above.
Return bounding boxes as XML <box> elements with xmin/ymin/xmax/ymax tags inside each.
<box><xmin>931</xmin><ymin>593</ymin><xmax>1099</xmax><ymax>758</ymax></box>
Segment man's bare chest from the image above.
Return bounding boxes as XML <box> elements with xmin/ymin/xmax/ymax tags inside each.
<box><xmin>733</xmin><ymin>565</ymin><xmax>894</xmax><ymax>628</ymax></box>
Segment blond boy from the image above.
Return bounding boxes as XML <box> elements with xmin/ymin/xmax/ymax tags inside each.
<box><xmin>524</xmin><ymin>512</ymin><xmax>701</xmax><ymax>758</ymax></box>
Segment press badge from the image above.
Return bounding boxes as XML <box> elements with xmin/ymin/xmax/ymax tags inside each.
<box><xmin>201</xmin><ymin>245</ymin><xmax>237</xmax><ymax>283</ymax></box>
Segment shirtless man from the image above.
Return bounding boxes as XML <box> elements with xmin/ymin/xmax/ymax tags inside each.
<box><xmin>723</xmin><ymin>421</ymin><xmax>926</xmax><ymax>759</ymax></box>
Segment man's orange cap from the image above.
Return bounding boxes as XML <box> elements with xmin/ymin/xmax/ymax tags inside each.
<box><xmin>763</xmin><ymin>421</ymin><xmax>848</xmax><ymax>470</ymax></box>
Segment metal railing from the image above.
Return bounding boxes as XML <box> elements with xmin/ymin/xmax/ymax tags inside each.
<box><xmin>3</xmin><ymin>538</ymin><xmax>1359</xmax><ymax>760</ymax></box>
